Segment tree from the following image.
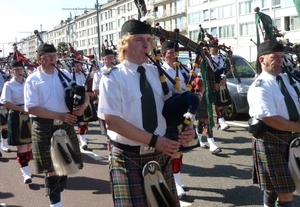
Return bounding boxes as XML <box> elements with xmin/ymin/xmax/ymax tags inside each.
<box><xmin>57</xmin><ymin>42</ymin><xmax>69</xmax><ymax>58</ymax></box>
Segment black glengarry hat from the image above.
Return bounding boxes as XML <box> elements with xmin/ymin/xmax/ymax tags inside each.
<box><xmin>161</xmin><ymin>41</ymin><xmax>174</xmax><ymax>53</ymax></box>
<box><xmin>11</xmin><ymin>60</ymin><xmax>24</xmax><ymax>68</ymax></box>
<box><xmin>257</xmin><ymin>41</ymin><xmax>284</xmax><ymax>57</ymax></box>
<box><xmin>102</xmin><ymin>49</ymin><xmax>114</xmax><ymax>57</ymax></box>
<box><xmin>37</xmin><ymin>43</ymin><xmax>56</xmax><ymax>56</ymax></box>
<box><xmin>121</xmin><ymin>20</ymin><xmax>151</xmax><ymax>35</ymax></box>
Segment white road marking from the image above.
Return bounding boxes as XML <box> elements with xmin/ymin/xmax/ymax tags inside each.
<box><xmin>80</xmin><ymin>148</ymin><xmax>104</xmax><ymax>161</ymax></box>
<box><xmin>180</xmin><ymin>200</ymin><xmax>192</xmax><ymax>206</ymax></box>
<box><xmin>226</xmin><ymin>121</ymin><xmax>248</xmax><ymax>128</ymax></box>
<box><xmin>0</xmin><ymin>203</ymin><xmax>7</xmax><ymax>207</ymax></box>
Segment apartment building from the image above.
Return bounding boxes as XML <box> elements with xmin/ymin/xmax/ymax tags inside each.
<box><xmin>187</xmin><ymin>0</ymin><xmax>299</xmax><ymax>61</ymax></box>
<box><xmin>17</xmin><ymin>0</ymin><xmax>299</xmax><ymax>62</ymax></box>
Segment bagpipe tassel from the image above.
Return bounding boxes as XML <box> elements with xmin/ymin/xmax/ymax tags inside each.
<box><xmin>50</xmin><ymin>129</ymin><xmax>79</xmax><ymax>176</ymax></box>
<box><xmin>143</xmin><ymin>161</ymin><xmax>176</xmax><ymax>207</ymax></box>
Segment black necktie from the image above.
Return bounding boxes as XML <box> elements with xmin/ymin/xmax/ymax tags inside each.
<box><xmin>276</xmin><ymin>75</ymin><xmax>299</xmax><ymax>121</ymax></box>
<box><xmin>137</xmin><ymin>66</ymin><xmax>158</xmax><ymax>133</ymax></box>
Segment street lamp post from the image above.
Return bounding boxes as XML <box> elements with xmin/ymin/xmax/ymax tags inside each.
<box><xmin>96</xmin><ymin>0</ymin><xmax>101</xmax><ymax>60</ymax></box>
<box><xmin>62</xmin><ymin>0</ymin><xmax>102</xmax><ymax>60</ymax></box>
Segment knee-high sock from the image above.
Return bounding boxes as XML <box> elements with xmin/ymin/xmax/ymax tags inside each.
<box><xmin>78</xmin><ymin>123</ymin><xmax>88</xmax><ymax>135</ymax></box>
<box><xmin>45</xmin><ymin>176</ymin><xmax>61</xmax><ymax>205</ymax></box>
<box><xmin>263</xmin><ymin>190</ymin><xmax>277</xmax><ymax>207</ymax></box>
<box><xmin>17</xmin><ymin>152</ymin><xmax>29</xmax><ymax>168</ymax></box>
<box><xmin>171</xmin><ymin>155</ymin><xmax>183</xmax><ymax>173</ymax></box>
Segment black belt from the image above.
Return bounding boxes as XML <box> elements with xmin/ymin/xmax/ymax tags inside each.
<box><xmin>32</xmin><ymin>117</ymin><xmax>65</xmax><ymax>125</ymax></box>
<box><xmin>110</xmin><ymin>140</ymin><xmax>141</xmax><ymax>154</ymax></box>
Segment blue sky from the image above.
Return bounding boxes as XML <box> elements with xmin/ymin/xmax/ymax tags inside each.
<box><xmin>0</xmin><ymin>0</ymin><xmax>106</xmax><ymax>56</ymax></box>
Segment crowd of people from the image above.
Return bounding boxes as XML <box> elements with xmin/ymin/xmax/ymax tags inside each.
<box><xmin>2</xmin><ymin>18</ymin><xmax>300</xmax><ymax>207</ymax></box>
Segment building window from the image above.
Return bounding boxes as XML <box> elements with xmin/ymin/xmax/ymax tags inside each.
<box><xmin>219</xmin><ymin>24</ymin><xmax>235</xmax><ymax>38</ymax></box>
<box><xmin>291</xmin><ymin>16</ymin><xmax>300</xmax><ymax>30</ymax></box>
<box><xmin>189</xmin><ymin>30</ymin><xmax>198</xmax><ymax>42</ymax></box>
<box><xmin>211</xmin><ymin>8</ymin><xmax>217</xmax><ymax>19</ymax></box>
<box><xmin>188</xmin><ymin>0</ymin><xmax>201</xmax><ymax>7</ymax></box>
<box><xmin>272</xmin><ymin>0</ymin><xmax>281</xmax><ymax>6</ymax></box>
<box><xmin>239</xmin><ymin>0</ymin><xmax>258</xmax><ymax>15</ymax></box>
<box><xmin>176</xmin><ymin>16</ymin><xmax>186</xmax><ymax>31</ymax></box>
<box><xmin>211</xmin><ymin>27</ymin><xmax>217</xmax><ymax>37</ymax></box>
<box><xmin>283</xmin><ymin>0</ymin><xmax>294</xmax><ymax>7</ymax></box>
<box><xmin>188</xmin><ymin>11</ymin><xmax>202</xmax><ymax>24</ymax></box>
<box><xmin>203</xmin><ymin>10</ymin><xmax>209</xmax><ymax>21</ymax></box>
<box><xmin>262</xmin><ymin>0</ymin><xmax>268</xmax><ymax>8</ymax></box>
<box><xmin>220</xmin><ymin>4</ymin><xmax>233</xmax><ymax>18</ymax></box>
<box><xmin>240</xmin><ymin>22</ymin><xmax>255</xmax><ymax>36</ymax></box>
<box><xmin>273</xmin><ymin>18</ymin><xmax>281</xmax><ymax>30</ymax></box>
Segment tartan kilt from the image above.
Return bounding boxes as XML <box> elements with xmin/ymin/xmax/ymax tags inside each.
<box><xmin>212</xmin><ymin>87</ymin><xmax>231</xmax><ymax>107</ymax></box>
<box><xmin>31</xmin><ymin>119</ymin><xmax>83</xmax><ymax>174</ymax></box>
<box><xmin>196</xmin><ymin>95</ymin><xmax>208</xmax><ymax>120</ymax></box>
<box><xmin>109</xmin><ymin>147</ymin><xmax>180</xmax><ymax>207</ymax></box>
<box><xmin>7</xmin><ymin>110</ymin><xmax>32</xmax><ymax>146</ymax></box>
<box><xmin>252</xmin><ymin>132</ymin><xmax>297</xmax><ymax>193</ymax></box>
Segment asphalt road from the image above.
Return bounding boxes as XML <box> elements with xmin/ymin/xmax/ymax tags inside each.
<box><xmin>1</xmin><ymin>115</ymin><xmax>300</xmax><ymax>207</ymax></box>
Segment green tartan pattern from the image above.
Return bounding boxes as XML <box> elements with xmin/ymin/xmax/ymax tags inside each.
<box><xmin>109</xmin><ymin>147</ymin><xmax>179</xmax><ymax>207</ymax></box>
<box><xmin>252</xmin><ymin>132</ymin><xmax>298</xmax><ymax>193</ymax></box>
<box><xmin>31</xmin><ymin>120</ymin><xmax>83</xmax><ymax>174</ymax></box>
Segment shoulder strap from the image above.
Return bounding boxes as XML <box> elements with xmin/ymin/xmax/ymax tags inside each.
<box><xmin>103</xmin><ymin>67</ymin><xmax>117</xmax><ymax>75</ymax></box>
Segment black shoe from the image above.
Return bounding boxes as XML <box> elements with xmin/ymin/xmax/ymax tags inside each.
<box><xmin>182</xmin><ymin>186</ymin><xmax>189</xmax><ymax>192</ymax></box>
<box><xmin>200</xmin><ymin>144</ymin><xmax>209</xmax><ymax>149</ymax></box>
<box><xmin>211</xmin><ymin>148</ymin><xmax>222</xmax><ymax>155</ymax></box>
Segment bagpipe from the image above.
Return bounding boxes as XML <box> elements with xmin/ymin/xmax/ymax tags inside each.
<box><xmin>254</xmin><ymin>7</ymin><xmax>300</xmax><ymax>80</ymax></box>
<box><xmin>147</xmin><ymin>29</ymin><xmax>201</xmax><ymax>152</ymax></box>
<box><xmin>12</xmin><ymin>43</ymin><xmax>39</xmax><ymax>71</ymax></box>
<box><xmin>73</xmin><ymin>60</ymin><xmax>98</xmax><ymax>123</ymax></box>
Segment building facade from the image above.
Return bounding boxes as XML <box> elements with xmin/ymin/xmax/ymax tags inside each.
<box><xmin>17</xmin><ymin>0</ymin><xmax>299</xmax><ymax>62</ymax></box>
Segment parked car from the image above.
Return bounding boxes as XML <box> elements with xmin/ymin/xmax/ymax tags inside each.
<box><xmin>178</xmin><ymin>53</ymin><xmax>256</xmax><ymax>120</ymax></box>
<box><xmin>224</xmin><ymin>55</ymin><xmax>257</xmax><ymax>119</ymax></box>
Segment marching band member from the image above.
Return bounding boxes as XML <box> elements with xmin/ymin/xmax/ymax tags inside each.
<box><xmin>93</xmin><ymin>49</ymin><xmax>114</xmax><ymax>137</ymax></box>
<box><xmin>161</xmin><ymin>40</ymin><xmax>202</xmax><ymax>199</ymax></box>
<box><xmin>248</xmin><ymin>41</ymin><xmax>299</xmax><ymax>207</ymax></box>
<box><xmin>195</xmin><ymin>47</ymin><xmax>222</xmax><ymax>154</ymax></box>
<box><xmin>99</xmin><ymin>19</ymin><xmax>195</xmax><ymax>207</ymax></box>
<box><xmin>208</xmin><ymin>39</ymin><xmax>231</xmax><ymax>131</ymax></box>
<box><xmin>24</xmin><ymin>43</ymin><xmax>84</xmax><ymax>207</ymax></box>
<box><xmin>0</xmin><ymin>60</ymin><xmax>32</xmax><ymax>184</ymax></box>
<box><xmin>73</xmin><ymin>60</ymin><xmax>91</xmax><ymax>150</ymax></box>
<box><xmin>0</xmin><ymin>67</ymin><xmax>10</xmax><ymax>154</ymax></box>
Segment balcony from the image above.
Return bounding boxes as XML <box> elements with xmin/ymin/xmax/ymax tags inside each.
<box><xmin>154</xmin><ymin>6</ymin><xmax>186</xmax><ymax>20</ymax></box>
<box><xmin>164</xmin><ymin>24</ymin><xmax>187</xmax><ymax>34</ymax></box>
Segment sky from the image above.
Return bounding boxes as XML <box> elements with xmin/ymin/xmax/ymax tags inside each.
<box><xmin>0</xmin><ymin>0</ymin><xmax>107</xmax><ymax>56</ymax></box>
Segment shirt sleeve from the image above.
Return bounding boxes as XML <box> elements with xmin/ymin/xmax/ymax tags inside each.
<box><xmin>0</xmin><ymin>83</ymin><xmax>11</xmax><ymax>104</ymax></box>
<box><xmin>24</xmin><ymin>78</ymin><xmax>39</xmax><ymax>111</ymax></box>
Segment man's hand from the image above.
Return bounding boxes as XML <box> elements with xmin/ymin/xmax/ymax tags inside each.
<box><xmin>178</xmin><ymin>126</ymin><xmax>195</xmax><ymax>146</ymax></box>
<box><xmin>59</xmin><ymin>113</ymin><xmax>77</xmax><ymax>125</ymax></box>
<box><xmin>154</xmin><ymin>137</ymin><xmax>181</xmax><ymax>156</ymax></box>
<box><xmin>72</xmin><ymin>104</ymin><xmax>86</xmax><ymax>116</ymax></box>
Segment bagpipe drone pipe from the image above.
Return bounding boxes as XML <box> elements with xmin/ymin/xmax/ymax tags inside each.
<box><xmin>12</xmin><ymin>43</ymin><xmax>39</xmax><ymax>71</ymax></box>
<box><xmin>146</xmin><ymin>37</ymin><xmax>200</xmax><ymax>151</ymax></box>
<box><xmin>253</xmin><ymin>7</ymin><xmax>300</xmax><ymax>84</ymax></box>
